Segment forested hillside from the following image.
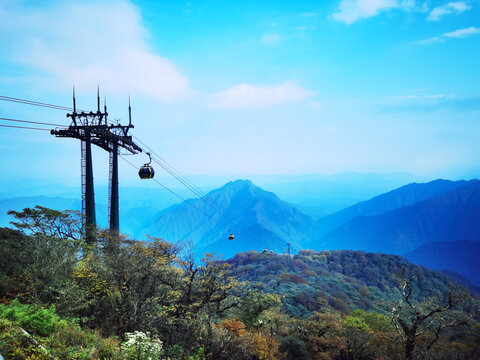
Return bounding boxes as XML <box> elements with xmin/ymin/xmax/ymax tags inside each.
<box><xmin>0</xmin><ymin>207</ymin><xmax>479</xmax><ymax>359</ymax></box>
<box><xmin>226</xmin><ymin>250</ymin><xmax>471</xmax><ymax>318</ymax></box>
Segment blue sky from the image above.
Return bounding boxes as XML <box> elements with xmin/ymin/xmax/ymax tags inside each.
<box><xmin>0</xmin><ymin>0</ymin><xmax>479</xmax><ymax>186</ymax></box>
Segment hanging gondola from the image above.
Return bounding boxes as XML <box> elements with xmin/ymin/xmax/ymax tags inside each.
<box><xmin>228</xmin><ymin>233</ymin><xmax>234</xmax><ymax>241</ymax></box>
<box><xmin>139</xmin><ymin>152</ymin><xmax>155</xmax><ymax>179</ymax></box>
<box><xmin>262</xmin><ymin>249</ymin><xmax>267</xmax><ymax>254</ymax></box>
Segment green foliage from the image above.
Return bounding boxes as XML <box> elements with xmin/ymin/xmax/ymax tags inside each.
<box><xmin>1</xmin><ymin>207</ymin><xmax>84</xmax><ymax>307</ymax></box>
<box><xmin>0</xmin><ymin>317</ymin><xmax>51</xmax><ymax>360</ymax></box>
<box><xmin>0</xmin><ymin>299</ymin><xmax>63</xmax><ymax>336</ymax></box>
<box><xmin>188</xmin><ymin>347</ymin><xmax>206</xmax><ymax>360</ymax></box>
<box><xmin>236</xmin><ymin>290</ymin><xmax>282</xmax><ymax>328</ymax></box>
<box><xmin>0</xmin><ymin>302</ymin><xmax>124</xmax><ymax>359</ymax></box>
<box><xmin>343</xmin><ymin>315</ymin><xmax>371</xmax><ymax>333</ymax></box>
<box><xmin>348</xmin><ymin>309</ymin><xmax>394</xmax><ymax>332</ymax></box>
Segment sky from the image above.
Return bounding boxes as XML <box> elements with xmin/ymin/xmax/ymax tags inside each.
<box><xmin>0</xmin><ymin>0</ymin><xmax>479</xmax><ymax>188</ymax></box>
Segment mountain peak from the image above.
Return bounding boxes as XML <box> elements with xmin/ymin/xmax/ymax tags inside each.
<box><xmin>224</xmin><ymin>179</ymin><xmax>254</xmax><ymax>189</ymax></box>
<box><xmin>144</xmin><ymin>178</ymin><xmax>316</xmax><ymax>258</ymax></box>
<box><xmin>215</xmin><ymin>179</ymin><xmax>263</xmax><ymax>198</ymax></box>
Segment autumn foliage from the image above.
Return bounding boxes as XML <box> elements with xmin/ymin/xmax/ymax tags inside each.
<box><xmin>0</xmin><ymin>207</ymin><xmax>479</xmax><ymax>359</ymax></box>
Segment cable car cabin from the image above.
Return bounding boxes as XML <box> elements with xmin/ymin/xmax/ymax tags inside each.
<box><xmin>269</xmin><ymin>250</ymin><xmax>273</xmax><ymax>254</ymax></box>
<box><xmin>228</xmin><ymin>234</ymin><xmax>234</xmax><ymax>241</ymax></box>
<box><xmin>139</xmin><ymin>165</ymin><xmax>155</xmax><ymax>179</ymax></box>
<box><xmin>262</xmin><ymin>249</ymin><xmax>267</xmax><ymax>254</ymax></box>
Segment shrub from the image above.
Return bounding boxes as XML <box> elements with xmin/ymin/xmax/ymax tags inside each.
<box><xmin>0</xmin><ymin>299</ymin><xmax>63</xmax><ymax>336</ymax></box>
<box><xmin>0</xmin><ymin>317</ymin><xmax>51</xmax><ymax>359</ymax></box>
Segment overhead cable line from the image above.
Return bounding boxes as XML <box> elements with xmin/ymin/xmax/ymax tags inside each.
<box><xmin>120</xmin><ymin>155</ymin><xmax>220</xmax><ymax>223</ymax></box>
<box><xmin>121</xmin><ymin>154</ymin><xmax>258</xmax><ymax>244</ymax></box>
<box><xmin>132</xmin><ymin>133</ymin><xmax>208</xmax><ymax>197</ymax></box>
<box><xmin>131</xmin><ymin>132</ymin><xmax>259</xmax><ymax>240</ymax></box>
<box><xmin>0</xmin><ymin>95</ymin><xmax>86</xmax><ymax>112</ymax></box>
<box><xmin>0</xmin><ymin>117</ymin><xmax>65</xmax><ymax>127</ymax></box>
<box><xmin>138</xmin><ymin>142</ymin><xmax>243</xmax><ymax>231</ymax></box>
<box><xmin>132</xmin><ymin>133</ymin><xmax>231</xmax><ymax>217</ymax></box>
<box><xmin>0</xmin><ymin>123</ymin><xmax>51</xmax><ymax>131</ymax></box>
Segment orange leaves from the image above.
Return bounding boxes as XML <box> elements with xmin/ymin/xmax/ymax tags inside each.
<box><xmin>216</xmin><ymin>318</ymin><xmax>280</xmax><ymax>360</ymax></box>
<box><xmin>216</xmin><ymin>318</ymin><xmax>248</xmax><ymax>337</ymax></box>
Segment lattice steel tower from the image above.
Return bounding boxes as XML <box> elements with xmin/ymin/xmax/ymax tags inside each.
<box><xmin>51</xmin><ymin>89</ymin><xmax>142</xmax><ymax>241</ymax></box>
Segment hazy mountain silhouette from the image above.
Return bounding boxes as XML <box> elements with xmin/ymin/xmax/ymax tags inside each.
<box><xmin>316</xmin><ymin>180</ymin><xmax>480</xmax><ymax>255</ymax></box>
<box><xmin>142</xmin><ymin>179</ymin><xmax>317</xmax><ymax>258</ymax></box>
<box><xmin>316</xmin><ymin>179</ymin><xmax>479</xmax><ymax>236</ymax></box>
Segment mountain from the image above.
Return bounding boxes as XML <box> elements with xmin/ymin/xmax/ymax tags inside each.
<box><xmin>315</xmin><ymin>180</ymin><xmax>480</xmax><ymax>255</ymax></box>
<box><xmin>142</xmin><ymin>179</ymin><xmax>317</xmax><ymax>258</ymax></box>
<box><xmin>316</xmin><ymin>179</ymin><xmax>479</xmax><ymax>236</ymax></box>
<box><xmin>405</xmin><ymin>241</ymin><xmax>480</xmax><ymax>286</ymax></box>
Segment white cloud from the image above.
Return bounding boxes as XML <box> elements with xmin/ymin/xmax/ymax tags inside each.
<box><xmin>208</xmin><ymin>82</ymin><xmax>315</xmax><ymax>109</ymax></box>
<box><xmin>0</xmin><ymin>1</ymin><xmax>190</xmax><ymax>101</ymax></box>
<box><xmin>417</xmin><ymin>26</ymin><xmax>480</xmax><ymax>44</ymax></box>
<box><xmin>261</xmin><ymin>34</ymin><xmax>282</xmax><ymax>44</ymax></box>
<box><xmin>332</xmin><ymin>0</ymin><xmax>415</xmax><ymax>24</ymax></box>
<box><xmin>443</xmin><ymin>26</ymin><xmax>480</xmax><ymax>38</ymax></box>
<box><xmin>427</xmin><ymin>2</ymin><xmax>471</xmax><ymax>21</ymax></box>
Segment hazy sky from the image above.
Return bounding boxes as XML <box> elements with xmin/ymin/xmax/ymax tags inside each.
<box><xmin>1</xmin><ymin>0</ymin><xmax>479</xmax><ymax>186</ymax></box>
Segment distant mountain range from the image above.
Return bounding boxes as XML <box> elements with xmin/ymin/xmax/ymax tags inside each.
<box><xmin>315</xmin><ymin>180</ymin><xmax>480</xmax><ymax>254</ymax></box>
<box><xmin>315</xmin><ymin>179</ymin><xmax>478</xmax><ymax>236</ymax></box>
<box><xmin>3</xmin><ymin>176</ymin><xmax>479</xmax><ymax>286</ymax></box>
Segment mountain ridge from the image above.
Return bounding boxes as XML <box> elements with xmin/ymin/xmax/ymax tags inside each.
<box><xmin>315</xmin><ymin>180</ymin><xmax>480</xmax><ymax>255</ymax></box>
<box><xmin>315</xmin><ymin>179</ymin><xmax>479</xmax><ymax>236</ymax></box>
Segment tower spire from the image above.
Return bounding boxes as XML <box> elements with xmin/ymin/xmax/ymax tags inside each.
<box><xmin>97</xmin><ymin>86</ymin><xmax>100</xmax><ymax>113</ymax></box>
<box><xmin>128</xmin><ymin>95</ymin><xmax>132</xmax><ymax>126</ymax></box>
<box><xmin>73</xmin><ymin>86</ymin><xmax>76</xmax><ymax>113</ymax></box>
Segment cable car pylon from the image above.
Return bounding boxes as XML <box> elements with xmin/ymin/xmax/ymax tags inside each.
<box><xmin>51</xmin><ymin>88</ymin><xmax>144</xmax><ymax>241</ymax></box>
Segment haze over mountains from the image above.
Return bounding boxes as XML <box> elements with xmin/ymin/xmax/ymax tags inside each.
<box><xmin>1</xmin><ymin>175</ymin><xmax>479</xmax><ymax>285</ymax></box>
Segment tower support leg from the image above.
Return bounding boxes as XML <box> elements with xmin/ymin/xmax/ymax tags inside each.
<box><xmin>84</xmin><ymin>130</ymin><xmax>96</xmax><ymax>241</ymax></box>
<box><xmin>109</xmin><ymin>142</ymin><xmax>119</xmax><ymax>232</ymax></box>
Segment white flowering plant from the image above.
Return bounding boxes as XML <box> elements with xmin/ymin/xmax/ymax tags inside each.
<box><xmin>121</xmin><ymin>331</ymin><xmax>164</xmax><ymax>360</ymax></box>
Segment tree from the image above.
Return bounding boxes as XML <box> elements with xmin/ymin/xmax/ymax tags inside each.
<box><xmin>161</xmin><ymin>253</ymin><xmax>247</xmax><ymax>355</ymax></box>
<box><xmin>3</xmin><ymin>207</ymin><xmax>83</xmax><ymax>307</ymax></box>
<box><xmin>236</xmin><ymin>289</ymin><xmax>282</xmax><ymax>329</ymax></box>
<box><xmin>391</xmin><ymin>267</ymin><xmax>476</xmax><ymax>360</ymax></box>
<box><xmin>7</xmin><ymin>206</ymin><xmax>82</xmax><ymax>241</ymax></box>
<box><xmin>87</xmin><ymin>231</ymin><xmax>181</xmax><ymax>336</ymax></box>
